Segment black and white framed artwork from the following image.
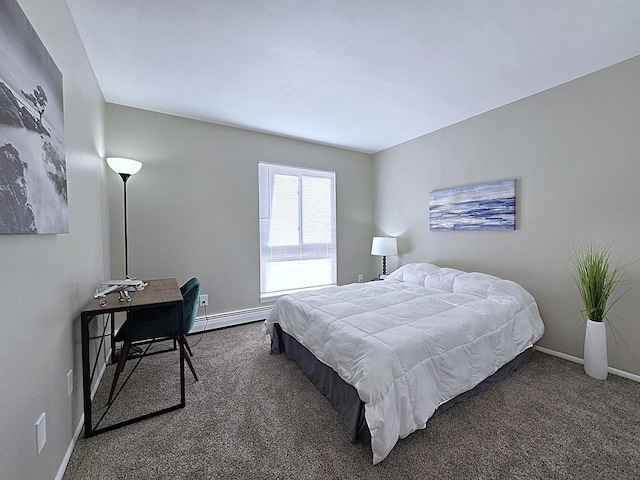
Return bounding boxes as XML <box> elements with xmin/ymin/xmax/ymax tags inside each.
<box><xmin>0</xmin><ymin>0</ymin><xmax>67</xmax><ymax>234</ymax></box>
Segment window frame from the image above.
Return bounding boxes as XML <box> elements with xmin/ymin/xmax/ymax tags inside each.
<box><xmin>258</xmin><ymin>162</ymin><xmax>337</xmax><ymax>300</ymax></box>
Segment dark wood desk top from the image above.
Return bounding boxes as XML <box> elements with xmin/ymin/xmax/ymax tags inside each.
<box><xmin>81</xmin><ymin>278</ymin><xmax>182</xmax><ymax>317</ymax></box>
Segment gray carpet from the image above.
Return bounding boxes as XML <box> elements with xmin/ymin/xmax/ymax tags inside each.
<box><xmin>64</xmin><ymin>322</ymin><xmax>640</xmax><ymax>479</ymax></box>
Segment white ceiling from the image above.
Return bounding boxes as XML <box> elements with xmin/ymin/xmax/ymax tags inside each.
<box><xmin>65</xmin><ymin>0</ymin><xmax>640</xmax><ymax>154</ymax></box>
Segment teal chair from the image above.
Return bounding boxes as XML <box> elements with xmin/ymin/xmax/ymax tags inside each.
<box><xmin>107</xmin><ymin>277</ymin><xmax>201</xmax><ymax>405</ymax></box>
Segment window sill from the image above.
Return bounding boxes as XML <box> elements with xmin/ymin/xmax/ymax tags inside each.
<box><xmin>260</xmin><ymin>283</ymin><xmax>336</xmax><ymax>303</ymax></box>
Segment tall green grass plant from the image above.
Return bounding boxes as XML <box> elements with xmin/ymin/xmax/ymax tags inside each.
<box><xmin>572</xmin><ymin>243</ymin><xmax>628</xmax><ymax>323</ymax></box>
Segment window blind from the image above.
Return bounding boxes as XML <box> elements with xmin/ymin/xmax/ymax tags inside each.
<box><xmin>258</xmin><ymin>162</ymin><xmax>336</xmax><ymax>299</ymax></box>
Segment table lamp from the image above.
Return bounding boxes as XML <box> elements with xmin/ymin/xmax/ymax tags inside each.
<box><xmin>371</xmin><ymin>236</ymin><xmax>398</xmax><ymax>277</ymax></box>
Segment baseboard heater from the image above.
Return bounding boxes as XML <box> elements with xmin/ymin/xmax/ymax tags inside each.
<box><xmin>191</xmin><ymin>305</ymin><xmax>273</xmax><ymax>333</ymax></box>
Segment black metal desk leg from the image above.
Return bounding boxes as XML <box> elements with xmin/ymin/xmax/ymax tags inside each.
<box><xmin>179</xmin><ymin>309</ymin><xmax>185</xmax><ymax>407</ymax></box>
<box><xmin>81</xmin><ymin>314</ymin><xmax>93</xmax><ymax>437</ymax></box>
<box><xmin>110</xmin><ymin>312</ymin><xmax>116</xmax><ymax>364</ymax></box>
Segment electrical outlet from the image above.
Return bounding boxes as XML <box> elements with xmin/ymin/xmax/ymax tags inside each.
<box><xmin>35</xmin><ymin>413</ymin><xmax>46</xmax><ymax>455</ymax></box>
<box><xmin>67</xmin><ymin>369</ymin><xmax>73</xmax><ymax>397</ymax></box>
<box><xmin>358</xmin><ymin>274</ymin><xmax>363</xmax><ymax>283</ymax></box>
<box><xmin>199</xmin><ymin>294</ymin><xmax>208</xmax><ymax>306</ymax></box>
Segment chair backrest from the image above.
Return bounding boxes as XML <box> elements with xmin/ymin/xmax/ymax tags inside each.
<box><xmin>180</xmin><ymin>277</ymin><xmax>201</xmax><ymax>334</ymax></box>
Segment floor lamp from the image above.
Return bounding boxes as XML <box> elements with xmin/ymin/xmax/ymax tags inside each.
<box><xmin>106</xmin><ymin>157</ymin><xmax>142</xmax><ymax>278</ymax></box>
<box><xmin>371</xmin><ymin>236</ymin><xmax>398</xmax><ymax>279</ymax></box>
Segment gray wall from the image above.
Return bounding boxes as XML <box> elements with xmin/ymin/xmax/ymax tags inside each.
<box><xmin>0</xmin><ymin>1</ymin><xmax>107</xmax><ymax>479</ymax></box>
<box><xmin>373</xmin><ymin>56</ymin><xmax>640</xmax><ymax>376</ymax></box>
<box><xmin>3</xmin><ymin>7</ymin><xmax>635</xmax><ymax>478</ymax></box>
<box><xmin>105</xmin><ymin>104</ymin><xmax>374</xmax><ymax>315</ymax></box>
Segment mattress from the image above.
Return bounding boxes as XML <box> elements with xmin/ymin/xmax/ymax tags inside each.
<box><xmin>265</xmin><ymin>263</ymin><xmax>545</xmax><ymax>464</ymax></box>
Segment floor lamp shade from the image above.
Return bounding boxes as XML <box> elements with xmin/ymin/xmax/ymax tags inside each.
<box><xmin>106</xmin><ymin>157</ymin><xmax>142</xmax><ymax>277</ymax></box>
<box><xmin>371</xmin><ymin>237</ymin><xmax>398</xmax><ymax>276</ymax></box>
<box><xmin>107</xmin><ymin>157</ymin><xmax>143</xmax><ymax>176</ymax></box>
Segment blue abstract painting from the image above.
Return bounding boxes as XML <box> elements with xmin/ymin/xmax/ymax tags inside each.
<box><xmin>429</xmin><ymin>179</ymin><xmax>515</xmax><ymax>231</ymax></box>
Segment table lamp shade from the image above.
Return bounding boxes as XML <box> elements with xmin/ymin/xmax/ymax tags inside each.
<box><xmin>371</xmin><ymin>237</ymin><xmax>398</xmax><ymax>256</ymax></box>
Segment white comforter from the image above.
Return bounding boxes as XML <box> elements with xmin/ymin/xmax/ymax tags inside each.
<box><xmin>265</xmin><ymin>263</ymin><xmax>545</xmax><ymax>464</ymax></box>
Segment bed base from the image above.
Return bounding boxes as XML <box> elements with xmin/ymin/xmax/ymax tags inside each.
<box><xmin>271</xmin><ymin>323</ymin><xmax>533</xmax><ymax>445</ymax></box>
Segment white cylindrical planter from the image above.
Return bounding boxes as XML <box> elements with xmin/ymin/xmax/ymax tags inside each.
<box><xmin>584</xmin><ymin>319</ymin><xmax>608</xmax><ymax>380</ymax></box>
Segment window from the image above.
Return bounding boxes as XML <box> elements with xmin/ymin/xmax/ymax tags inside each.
<box><xmin>258</xmin><ymin>162</ymin><xmax>336</xmax><ymax>299</ymax></box>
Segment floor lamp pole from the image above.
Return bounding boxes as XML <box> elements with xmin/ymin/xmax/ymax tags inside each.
<box><xmin>120</xmin><ymin>173</ymin><xmax>131</xmax><ymax>278</ymax></box>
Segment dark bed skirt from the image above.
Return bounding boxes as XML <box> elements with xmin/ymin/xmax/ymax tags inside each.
<box><xmin>271</xmin><ymin>323</ymin><xmax>533</xmax><ymax>445</ymax></box>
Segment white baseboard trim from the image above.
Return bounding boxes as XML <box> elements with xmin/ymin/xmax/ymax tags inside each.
<box><xmin>56</xmin><ymin>412</ymin><xmax>85</xmax><ymax>480</ymax></box>
<box><xmin>56</xmin><ymin>348</ymin><xmax>111</xmax><ymax>480</ymax></box>
<box><xmin>191</xmin><ymin>305</ymin><xmax>272</xmax><ymax>333</ymax></box>
<box><xmin>535</xmin><ymin>346</ymin><xmax>583</xmax><ymax>364</ymax></box>
<box><xmin>91</xmin><ymin>351</ymin><xmax>110</xmax><ymax>400</ymax></box>
<box><xmin>536</xmin><ymin>346</ymin><xmax>640</xmax><ymax>383</ymax></box>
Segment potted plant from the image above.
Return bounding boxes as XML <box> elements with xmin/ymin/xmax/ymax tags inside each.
<box><xmin>572</xmin><ymin>243</ymin><xmax>629</xmax><ymax>380</ymax></box>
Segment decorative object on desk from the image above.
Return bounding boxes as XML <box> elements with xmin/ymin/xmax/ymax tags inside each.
<box><xmin>429</xmin><ymin>179</ymin><xmax>515</xmax><ymax>231</ymax></box>
<box><xmin>571</xmin><ymin>243</ymin><xmax>631</xmax><ymax>380</ymax></box>
<box><xmin>107</xmin><ymin>277</ymin><xmax>201</xmax><ymax>405</ymax></box>
<box><xmin>0</xmin><ymin>0</ymin><xmax>67</xmax><ymax>234</ymax></box>
<box><xmin>94</xmin><ymin>278</ymin><xmax>146</xmax><ymax>299</ymax></box>
<box><xmin>106</xmin><ymin>157</ymin><xmax>142</xmax><ymax>277</ymax></box>
<box><xmin>371</xmin><ymin>237</ymin><xmax>398</xmax><ymax>277</ymax></box>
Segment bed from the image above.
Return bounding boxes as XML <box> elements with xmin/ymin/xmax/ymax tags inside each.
<box><xmin>264</xmin><ymin>263</ymin><xmax>545</xmax><ymax>464</ymax></box>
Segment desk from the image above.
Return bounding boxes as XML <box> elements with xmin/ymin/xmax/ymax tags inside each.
<box><xmin>81</xmin><ymin>278</ymin><xmax>185</xmax><ymax>437</ymax></box>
